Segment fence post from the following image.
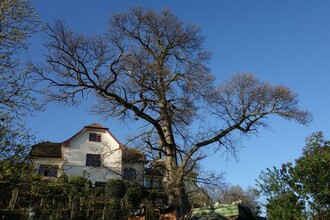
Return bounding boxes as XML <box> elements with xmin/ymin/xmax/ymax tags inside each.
<box><xmin>8</xmin><ymin>188</ymin><xmax>19</xmax><ymax>211</ymax></box>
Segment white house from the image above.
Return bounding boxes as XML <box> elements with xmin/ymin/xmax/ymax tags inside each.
<box><xmin>29</xmin><ymin>123</ymin><xmax>147</xmax><ymax>186</ymax></box>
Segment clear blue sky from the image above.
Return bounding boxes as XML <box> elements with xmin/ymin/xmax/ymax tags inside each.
<box><xmin>27</xmin><ymin>0</ymin><xmax>330</xmax><ymax>189</ymax></box>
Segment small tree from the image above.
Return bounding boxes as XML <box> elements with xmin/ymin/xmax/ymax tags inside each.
<box><xmin>0</xmin><ymin>0</ymin><xmax>40</xmax><ymax>126</ymax></box>
<box><xmin>104</xmin><ymin>179</ymin><xmax>126</xmax><ymax>219</ymax></box>
<box><xmin>257</xmin><ymin>167</ymin><xmax>304</xmax><ymax>219</ymax></box>
<box><xmin>66</xmin><ymin>175</ymin><xmax>91</xmax><ymax>218</ymax></box>
<box><xmin>0</xmin><ymin>0</ymin><xmax>41</xmax><ymax>181</ymax></box>
<box><xmin>257</xmin><ymin>132</ymin><xmax>330</xmax><ymax>220</ymax></box>
<box><xmin>32</xmin><ymin>7</ymin><xmax>311</xmax><ymax>217</ymax></box>
<box><xmin>125</xmin><ymin>186</ymin><xmax>142</xmax><ymax>208</ymax></box>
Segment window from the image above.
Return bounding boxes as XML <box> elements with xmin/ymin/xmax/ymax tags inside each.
<box><xmin>153</xmin><ymin>179</ymin><xmax>159</xmax><ymax>188</ymax></box>
<box><xmin>86</xmin><ymin>154</ymin><xmax>101</xmax><ymax>167</ymax></box>
<box><xmin>144</xmin><ymin>178</ymin><xmax>151</xmax><ymax>188</ymax></box>
<box><xmin>89</xmin><ymin>133</ymin><xmax>101</xmax><ymax>142</ymax></box>
<box><xmin>38</xmin><ymin>165</ymin><xmax>58</xmax><ymax>177</ymax></box>
<box><xmin>95</xmin><ymin>182</ymin><xmax>106</xmax><ymax>188</ymax></box>
<box><xmin>124</xmin><ymin>168</ymin><xmax>137</xmax><ymax>180</ymax></box>
<box><xmin>144</xmin><ymin>177</ymin><xmax>160</xmax><ymax>188</ymax></box>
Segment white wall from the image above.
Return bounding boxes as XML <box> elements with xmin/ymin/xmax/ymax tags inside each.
<box><xmin>32</xmin><ymin>157</ymin><xmax>64</xmax><ymax>177</ymax></box>
<box><xmin>63</xmin><ymin>128</ymin><xmax>122</xmax><ymax>184</ymax></box>
<box><xmin>32</xmin><ymin>126</ymin><xmax>147</xmax><ymax>185</ymax></box>
<box><xmin>122</xmin><ymin>162</ymin><xmax>145</xmax><ymax>185</ymax></box>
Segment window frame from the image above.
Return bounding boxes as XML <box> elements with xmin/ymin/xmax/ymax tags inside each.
<box><xmin>89</xmin><ymin>133</ymin><xmax>101</xmax><ymax>142</ymax></box>
<box><xmin>124</xmin><ymin>168</ymin><xmax>137</xmax><ymax>180</ymax></box>
<box><xmin>144</xmin><ymin>178</ymin><xmax>151</xmax><ymax>188</ymax></box>
<box><xmin>144</xmin><ymin>177</ymin><xmax>161</xmax><ymax>188</ymax></box>
<box><xmin>95</xmin><ymin>182</ymin><xmax>106</xmax><ymax>188</ymax></box>
<box><xmin>38</xmin><ymin>164</ymin><xmax>59</xmax><ymax>177</ymax></box>
<box><xmin>86</xmin><ymin>153</ymin><xmax>102</xmax><ymax>167</ymax></box>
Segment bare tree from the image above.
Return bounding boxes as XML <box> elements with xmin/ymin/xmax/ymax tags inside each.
<box><xmin>31</xmin><ymin>7</ymin><xmax>311</xmax><ymax>217</ymax></box>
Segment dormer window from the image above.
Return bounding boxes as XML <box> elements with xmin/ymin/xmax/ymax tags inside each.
<box><xmin>89</xmin><ymin>133</ymin><xmax>101</xmax><ymax>142</ymax></box>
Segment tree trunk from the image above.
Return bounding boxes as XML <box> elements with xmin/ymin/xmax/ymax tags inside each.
<box><xmin>70</xmin><ymin>200</ymin><xmax>75</xmax><ymax>219</ymax></box>
<box><xmin>159</xmin><ymin>95</ymin><xmax>190</xmax><ymax>217</ymax></box>
<box><xmin>164</xmin><ymin>153</ymin><xmax>180</xmax><ymax>204</ymax></box>
<box><xmin>102</xmin><ymin>199</ymin><xmax>106</xmax><ymax>220</ymax></box>
<box><xmin>163</xmin><ymin>137</ymin><xmax>189</xmax><ymax>217</ymax></box>
<box><xmin>164</xmin><ymin>155</ymin><xmax>180</xmax><ymax>218</ymax></box>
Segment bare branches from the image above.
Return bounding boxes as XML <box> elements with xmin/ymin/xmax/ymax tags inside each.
<box><xmin>0</xmin><ymin>0</ymin><xmax>40</xmax><ymax>51</ymax></box>
<box><xmin>32</xmin><ymin>8</ymin><xmax>214</xmax><ymax>150</ymax></box>
<box><xmin>0</xmin><ymin>0</ymin><xmax>40</xmax><ymax>180</ymax></box>
<box><xmin>182</xmin><ymin>73</ymin><xmax>312</xmax><ymax>170</ymax></box>
<box><xmin>31</xmin><ymin>7</ymin><xmax>312</xmax><ymax>211</ymax></box>
<box><xmin>0</xmin><ymin>0</ymin><xmax>41</xmax><ymax>124</ymax></box>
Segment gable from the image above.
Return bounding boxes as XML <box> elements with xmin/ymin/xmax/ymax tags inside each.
<box><xmin>63</xmin><ymin>123</ymin><xmax>123</xmax><ymax>149</ymax></box>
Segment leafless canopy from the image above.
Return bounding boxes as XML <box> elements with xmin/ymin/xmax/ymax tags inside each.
<box><xmin>31</xmin><ymin>7</ymin><xmax>312</xmax><ymax>212</ymax></box>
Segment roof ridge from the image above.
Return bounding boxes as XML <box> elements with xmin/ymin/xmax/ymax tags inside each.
<box><xmin>84</xmin><ymin>123</ymin><xmax>109</xmax><ymax>130</ymax></box>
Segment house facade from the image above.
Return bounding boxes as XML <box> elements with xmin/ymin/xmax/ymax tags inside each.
<box><xmin>29</xmin><ymin>123</ymin><xmax>147</xmax><ymax>186</ymax></box>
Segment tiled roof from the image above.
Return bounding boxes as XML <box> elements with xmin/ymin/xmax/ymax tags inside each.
<box><xmin>29</xmin><ymin>142</ymin><xmax>62</xmax><ymax>158</ymax></box>
<box><xmin>122</xmin><ymin>148</ymin><xmax>147</xmax><ymax>163</ymax></box>
<box><xmin>84</xmin><ymin>123</ymin><xmax>109</xmax><ymax>130</ymax></box>
<box><xmin>145</xmin><ymin>167</ymin><xmax>163</xmax><ymax>176</ymax></box>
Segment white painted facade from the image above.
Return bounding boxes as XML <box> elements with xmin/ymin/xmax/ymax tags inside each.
<box><xmin>32</xmin><ymin>157</ymin><xmax>64</xmax><ymax>178</ymax></box>
<box><xmin>31</xmin><ymin>124</ymin><xmax>131</xmax><ymax>184</ymax></box>
<box><xmin>122</xmin><ymin>161</ymin><xmax>145</xmax><ymax>184</ymax></box>
<box><xmin>62</xmin><ymin>126</ymin><xmax>123</xmax><ymax>184</ymax></box>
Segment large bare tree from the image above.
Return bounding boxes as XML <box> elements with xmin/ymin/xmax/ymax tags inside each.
<box><xmin>31</xmin><ymin>7</ymin><xmax>311</xmax><ymax>217</ymax></box>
